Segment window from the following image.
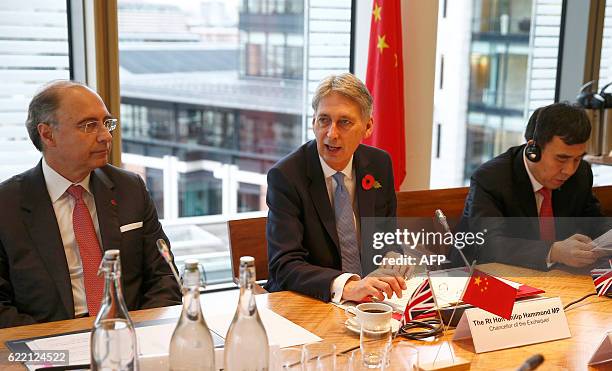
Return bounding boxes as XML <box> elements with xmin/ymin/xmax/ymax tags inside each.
<box><xmin>0</xmin><ymin>1</ymin><xmax>71</xmax><ymax>181</ymax></box>
<box><xmin>599</xmin><ymin>2</ymin><xmax>612</xmax><ymax>92</ymax></box>
<box><xmin>431</xmin><ymin>0</ymin><xmax>563</xmax><ymax>188</ymax></box>
<box><xmin>117</xmin><ymin>0</ymin><xmax>352</xmax><ymax>286</ymax></box>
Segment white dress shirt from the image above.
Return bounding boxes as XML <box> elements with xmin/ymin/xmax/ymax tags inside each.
<box><xmin>522</xmin><ymin>148</ymin><xmax>555</xmax><ymax>267</ymax></box>
<box><xmin>317</xmin><ymin>156</ymin><xmax>361</xmax><ymax>303</ymax></box>
<box><xmin>42</xmin><ymin>159</ymin><xmax>103</xmax><ymax>316</ymax></box>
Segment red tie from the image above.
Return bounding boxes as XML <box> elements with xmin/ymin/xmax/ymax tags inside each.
<box><xmin>538</xmin><ymin>188</ymin><xmax>556</xmax><ymax>241</ymax></box>
<box><xmin>67</xmin><ymin>185</ymin><xmax>104</xmax><ymax>316</ymax></box>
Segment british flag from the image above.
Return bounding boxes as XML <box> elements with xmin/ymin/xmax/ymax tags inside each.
<box><xmin>591</xmin><ymin>259</ymin><xmax>612</xmax><ymax>297</ymax></box>
<box><xmin>404</xmin><ymin>278</ymin><xmax>436</xmax><ymax>321</ymax></box>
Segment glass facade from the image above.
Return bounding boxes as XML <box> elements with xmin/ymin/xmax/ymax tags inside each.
<box><xmin>431</xmin><ymin>0</ymin><xmax>563</xmax><ymax>188</ymax></box>
<box><xmin>464</xmin><ymin>0</ymin><xmax>533</xmax><ymax>179</ymax></box>
<box><xmin>117</xmin><ymin>0</ymin><xmax>352</xmax><ymax>285</ymax></box>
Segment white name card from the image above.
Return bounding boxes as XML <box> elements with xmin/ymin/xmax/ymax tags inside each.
<box><xmin>452</xmin><ymin>297</ymin><xmax>570</xmax><ymax>353</ymax></box>
<box><xmin>588</xmin><ymin>330</ymin><xmax>612</xmax><ymax>366</ymax></box>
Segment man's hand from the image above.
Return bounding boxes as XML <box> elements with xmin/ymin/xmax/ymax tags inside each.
<box><xmin>341</xmin><ymin>275</ymin><xmax>406</xmax><ymax>302</ymax></box>
<box><xmin>378</xmin><ymin>251</ymin><xmax>415</xmax><ymax>279</ymax></box>
<box><xmin>550</xmin><ymin>234</ymin><xmax>602</xmax><ymax>267</ymax></box>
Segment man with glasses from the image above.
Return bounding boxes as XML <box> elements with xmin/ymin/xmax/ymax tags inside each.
<box><xmin>0</xmin><ymin>81</ymin><xmax>181</xmax><ymax>328</ymax></box>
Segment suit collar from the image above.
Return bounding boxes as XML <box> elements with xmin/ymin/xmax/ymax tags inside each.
<box><xmin>318</xmin><ymin>154</ymin><xmax>354</xmax><ymax>181</ymax></box>
<box><xmin>305</xmin><ymin>142</ymin><xmax>378</xmax><ymax>247</ymax></box>
<box><xmin>91</xmin><ymin>167</ymin><xmax>120</xmax><ymax>253</ymax></box>
<box><xmin>306</xmin><ymin>141</ymin><xmax>339</xmax><ymax>249</ymax></box>
<box><xmin>512</xmin><ymin>145</ymin><xmax>538</xmax><ymax>217</ymax></box>
<box><xmin>41</xmin><ymin>158</ymin><xmax>93</xmax><ymax>203</ymax></box>
<box><xmin>354</xmin><ymin>146</ymin><xmax>375</xmax><ymax>218</ymax></box>
<box><xmin>21</xmin><ymin>161</ymin><xmax>75</xmax><ymax>317</ymax></box>
<box><xmin>521</xmin><ymin>148</ymin><xmax>544</xmax><ymax>194</ymax></box>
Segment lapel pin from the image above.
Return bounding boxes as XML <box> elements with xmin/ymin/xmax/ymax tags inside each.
<box><xmin>362</xmin><ymin>174</ymin><xmax>382</xmax><ymax>190</ymax></box>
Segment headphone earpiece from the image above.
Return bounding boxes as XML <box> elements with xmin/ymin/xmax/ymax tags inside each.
<box><xmin>525</xmin><ymin>141</ymin><xmax>541</xmax><ymax>162</ymax></box>
<box><xmin>525</xmin><ymin>106</ymin><xmax>546</xmax><ymax>162</ymax></box>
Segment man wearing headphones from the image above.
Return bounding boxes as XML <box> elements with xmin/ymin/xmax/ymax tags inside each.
<box><xmin>457</xmin><ymin>103</ymin><xmax>608</xmax><ymax>271</ymax></box>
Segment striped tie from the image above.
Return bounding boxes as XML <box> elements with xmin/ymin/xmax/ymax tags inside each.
<box><xmin>67</xmin><ymin>185</ymin><xmax>104</xmax><ymax>316</ymax></box>
<box><xmin>332</xmin><ymin>172</ymin><xmax>361</xmax><ymax>275</ymax></box>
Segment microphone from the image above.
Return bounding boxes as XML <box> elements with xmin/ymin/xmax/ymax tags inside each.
<box><xmin>156</xmin><ymin>238</ymin><xmax>183</xmax><ymax>291</ymax></box>
<box><xmin>434</xmin><ymin>209</ymin><xmax>471</xmax><ymax>268</ymax></box>
<box><xmin>516</xmin><ymin>354</ymin><xmax>544</xmax><ymax>371</ymax></box>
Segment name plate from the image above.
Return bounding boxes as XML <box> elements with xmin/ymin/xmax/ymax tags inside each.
<box><xmin>452</xmin><ymin>297</ymin><xmax>570</xmax><ymax>353</ymax></box>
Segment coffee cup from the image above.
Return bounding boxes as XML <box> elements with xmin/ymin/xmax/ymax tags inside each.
<box><xmin>345</xmin><ymin>303</ymin><xmax>392</xmax><ymax>330</ymax></box>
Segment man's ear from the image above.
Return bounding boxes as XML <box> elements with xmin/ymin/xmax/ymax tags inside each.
<box><xmin>38</xmin><ymin>123</ymin><xmax>55</xmax><ymax>149</ymax></box>
<box><xmin>363</xmin><ymin>116</ymin><xmax>374</xmax><ymax>139</ymax></box>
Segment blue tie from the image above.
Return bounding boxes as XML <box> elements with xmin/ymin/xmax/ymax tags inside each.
<box><xmin>332</xmin><ymin>172</ymin><xmax>361</xmax><ymax>275</ymax></box>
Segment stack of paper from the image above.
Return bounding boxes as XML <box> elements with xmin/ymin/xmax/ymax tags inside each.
<box><xmin>19</xmin><ymin>308</ymin><xmax>321</xmax><ymax>370</ymax></box>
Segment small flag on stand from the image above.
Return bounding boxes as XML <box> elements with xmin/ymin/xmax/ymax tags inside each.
<box><xmin>591</xmin><ymin>259</ymin><xmax>612</xmax><ymax>297</ymax></box>
<box><xmin>461</xmin><ymin>269</ymin><xmax>517</xmax><ymax>320</ymax></box>
<box><xmin>404</xmin><ymin>278</ymin><xmax>436</xmax><ymax>321</ymax></box>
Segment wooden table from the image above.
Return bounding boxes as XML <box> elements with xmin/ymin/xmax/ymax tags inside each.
<box><xmin>0</xmin><ymin>263</ymin><xmax>610</xmax><ymax>370</ymax></box>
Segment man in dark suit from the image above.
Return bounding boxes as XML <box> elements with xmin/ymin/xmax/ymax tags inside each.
<box><xmin>0</xmin><ymin>81</ymin><xmax>181</xmax><ymax>328</ymax></box>
<box><xmin>459</xmin><ymin>103</ymin><xmax>608</xmax><ymax>271</ymax></box>
<box><xmin>265</xmin><ymin>73</ymin><xmax>408</xmax><ymax>302</ymax></box>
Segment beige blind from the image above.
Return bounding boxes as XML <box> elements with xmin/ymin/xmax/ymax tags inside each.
<box><xmin>0</xmin><ymin>0</ymin><xmax>70</xmax><ymax>181</ymax></box>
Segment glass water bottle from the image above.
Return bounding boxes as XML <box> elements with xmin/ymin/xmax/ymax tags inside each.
<box><xmin>90</xmin><ymin>249</ymin><xmax>139</xmax><ymax>371</ymax></box>
<box><xmin>169</xmin><ymin>259</ymin><xmax>215</xmax><ymax>371</ymax></box>
<box><xmin>224</xmin><ymin>256</ymin><xmax>269</xmax><ymax>371</ymax></box>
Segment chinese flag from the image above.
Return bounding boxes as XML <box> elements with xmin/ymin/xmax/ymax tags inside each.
<box><xmin>462</xmin><ymin>269</ymin><xmax>517</xmax><ymax>320</ymax></box>
<box><xmin>363</xmin><ymin>0</ymin><xmax>406</xmax><ymax>190</ymax></box>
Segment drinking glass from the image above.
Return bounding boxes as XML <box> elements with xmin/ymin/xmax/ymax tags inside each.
<box><xmin>271</xmin><ymin>348</ymin><xmax>304</xmax><ymax>370</ymax></box>
<box><xmin>360</xmin><ymin>321</ymin><xmax>391</xmax><ymax>368</ymax></box>
<box><xmin>302</xmin><ymin>343</ymin><xmax>337</xmax><ymax>371</ymax></box>
<box><xmin>381</xmin><ymin>341</ymin><xmax>419</xmax><ymax>370</ymax></box>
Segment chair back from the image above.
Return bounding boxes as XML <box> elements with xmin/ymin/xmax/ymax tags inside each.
<box><xmin>227</xmin><ymin>216</ymin><xmax>269</xmax><ymax>282</ymax></box>
<box><xmin>396</xmin><ymin>187</ymin><xmax>468</xmax><ymax>228</ymax></box>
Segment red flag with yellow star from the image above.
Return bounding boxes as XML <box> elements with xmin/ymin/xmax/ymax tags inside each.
<box><xmin>363</xmin><ymin>0</ymin><xmax>405</xmax><ymax>190</ymax></box>
<box><xmin>461</xmin><ymin>269</ymin><xmax>517</xmax><ymax>320</ymax></box>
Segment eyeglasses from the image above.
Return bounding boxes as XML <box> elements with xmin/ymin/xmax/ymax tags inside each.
<box><xmin>77</xmin><ymin>118</ymin><xmax>118</xmax><ymax>134</ymax></box>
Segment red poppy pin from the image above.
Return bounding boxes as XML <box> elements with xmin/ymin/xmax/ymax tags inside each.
<box><xmin>362</xmin><ymin>174</ymin><xmax>382</xmax><ymax>190</ymax></box>
<box><xmin>111</xmin><ymin>199</ymin><xmax>117</xmax><ymax>206</ymax></box>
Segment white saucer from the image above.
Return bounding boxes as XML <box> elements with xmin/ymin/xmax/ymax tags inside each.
<box><xmin>344</xmin><ymin>317</ymin><xmax>401</xmax><ymax>335</ymax></box>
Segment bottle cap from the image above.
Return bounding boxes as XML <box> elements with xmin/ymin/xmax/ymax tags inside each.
<box><xmin>184</xmin><ymin>259</ymin><xmax>199</xmax><ymax>270</ymax></box>
<box><xmin>240</xmin><ymin>256</ymin><xmax>255</xmax><ymax>266</ymax></box>
<box><xmin>103</xmin><ymin>249</ymin><xmax>120</xmax><ymax>261</ymax></box>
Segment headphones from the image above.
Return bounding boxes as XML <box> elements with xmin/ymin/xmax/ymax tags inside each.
<box><xmin>525</xmin><ymin>106</ymin><xmax>546</xmax><ymax>162</ymax></box>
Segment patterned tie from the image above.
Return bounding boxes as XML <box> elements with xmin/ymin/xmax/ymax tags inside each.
<box><xmin>538</xmin><ymin>188</ymin><xmax>556</xmax><ymax>241</ymax></box>
<box><xmin>332</xmin><ymin>172</ymin><xmax>361</xmax><ymax>275</ymax></box>
<box><xmin>67</xmin><ymin>185</ymin><xmax>104</xmax><ymax>316</ymax></box>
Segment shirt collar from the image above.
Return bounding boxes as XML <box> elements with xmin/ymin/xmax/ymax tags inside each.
<box><xmin>319</xmin><ymin>156</ymin><xmax>354</xmax><ymax>181</ymax></box>
<box><xmin>522</xmin><ymin>147</ymin><xmax>544</xmax><ymax>193</ymax></box>
<box><xmin>42</xmin><ymin>158</ymin><xmax>92</xmax><ymax>203</ymax></box>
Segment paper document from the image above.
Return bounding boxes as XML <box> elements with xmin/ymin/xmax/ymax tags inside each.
<box><xmin>592</xmin><ymin>229</ymin><xmax>612</xmax><ymax>252</ymax></box>
<box><xmin>206</xmin><ymin>307</ymin><xmax>321</xmax><ymax>348</ymax></box>
<box><xmin>20</xmin><ymin>307</ymin><xmax>320</xmax><ymax>370</ymax></box>
<box><xmin>384</xmin><ymin>269</ymin><xmax>471</xmax><ymax>312</ymax></box>
<box><xmin>25</xmin><ymin>322</ymin><xmax>178</xmax><ymax>370</ymax></box>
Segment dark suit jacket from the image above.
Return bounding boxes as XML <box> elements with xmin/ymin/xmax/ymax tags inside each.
<box><xmin>0</xmin><ymin>161</ymin><xmax>181</xmax><ymax>328</ymax></box>
<box><xmin>457</xmin><ymin>144</ymin><xmax>604</xmax><ymax>270</ymax></box>
<box><xmin>265</xmin><ymin>140</ymin><xmax>397</xmax><ymax>301</ymax></box>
